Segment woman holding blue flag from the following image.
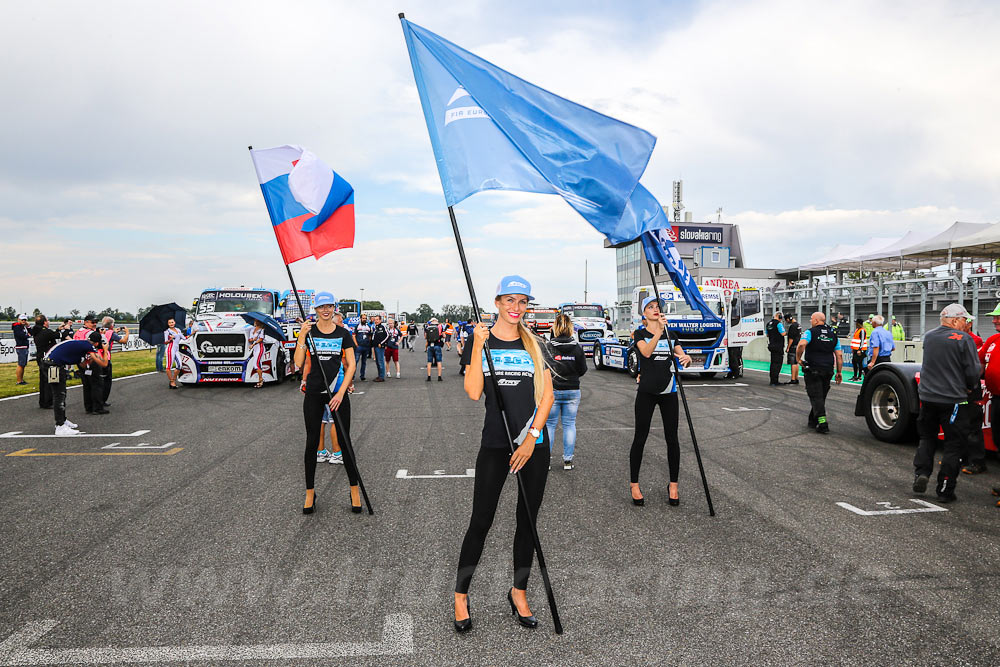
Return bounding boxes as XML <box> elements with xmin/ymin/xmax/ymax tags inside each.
<box><xmin>630</xmin><ymin>296</ymin><xmax>691</xmax><ymax>507</ymax></box>
<box><xmin>454</xmin><ymin>276</ymin><xmax>554</xmax><ymax>632</ymax></box>
<box><xmin>293</xmin><ymin>291</ymin><xmax>360</xmax><ymax>515</ymax></box>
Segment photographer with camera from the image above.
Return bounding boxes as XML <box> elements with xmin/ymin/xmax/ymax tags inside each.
<box><xmin>98</xmin><ymin>316</ymin><xmax>129</xmax><ymax>406</ymax></box>
<box><xmin>795</xmin><ymin>312</ymin><xmax>843</xmax><ymax>434</ymax></box>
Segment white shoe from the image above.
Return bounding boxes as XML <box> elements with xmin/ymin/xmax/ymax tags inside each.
<box><xmin>328</xmin><ymin>451</ymin><xmax>344</xmax><ymax>465</ymax></box>
<box><xmin>396</xmin><ymin>372</ymin><xmax>400</xmax><ymax>378</ymax></box>
<box><xmin>55</xmin><ymin>424</ymin><xmax>80</xmax><ymax>435</ymax></box>
<box><xmin>64</xmin><ymin>419</ymin><xmax>78</xmax><ymax>429</ymax></box>
<box><xmin>316</xmin><ymin>448</ymin><xmax>331</xmax><ymax>463</ymax></box>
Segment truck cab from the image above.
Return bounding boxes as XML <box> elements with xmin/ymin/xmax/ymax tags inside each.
<box><xmin>525</xmin><ymin>308</ymin><xmax>558</xmax><ymax>338</ymax></box>
<box><xmin>558</xmin><ymin>302</ymin><xmax>612</xmax><ymax>355</ymax></box>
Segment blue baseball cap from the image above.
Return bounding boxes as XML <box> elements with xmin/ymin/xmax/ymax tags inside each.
<box><xmin>496</xmin><ymin>275</ymin><xmax>534</xmax><ymax>300</ymax></box>
<box><xmin>314</xmin><ymin>292</ymin><xmax>336</xmax><ymax>307</ymax></box>
<box><xmin>641</xmin><ymin>295</ymin><xmax>661</xmax><ymax>314</ymax></box>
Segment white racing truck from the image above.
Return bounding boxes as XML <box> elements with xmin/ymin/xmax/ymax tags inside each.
<box><xmin>177</xmin><ymin>288</ymin><xmax>296</xmax><ymax>384</ymax></box>
<box><xmin>557</xmin><ymin>302</ymin><xmax>613</xmax><ymax>357</ymax></box>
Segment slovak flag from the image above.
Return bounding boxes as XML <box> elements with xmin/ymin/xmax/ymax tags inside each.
<box><xmin>249</xmin><ymin>145</ymin><xmax>355</xmax><ymax>264</ymax></box>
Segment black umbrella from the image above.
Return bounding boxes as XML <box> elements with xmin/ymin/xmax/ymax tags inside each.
<box><xmin>239</xmin><ymin>312</ymin><xmax>287</xmax><ymax>343</ymax></box>
<box><xmin>139</xmin><ymin>303</ymin><xmax>188</xmax><ymax>346</ymax></box>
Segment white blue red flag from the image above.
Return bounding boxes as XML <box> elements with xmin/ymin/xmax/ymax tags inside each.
<box><xmin>642</xmin><ymin>228</ymin><xmax>723</xmax><ymax>324</ymax></box>
<box><xmin>249</xmin><ymin>145</ymin><xmax>355</xmax><ymax>264</ymax></box>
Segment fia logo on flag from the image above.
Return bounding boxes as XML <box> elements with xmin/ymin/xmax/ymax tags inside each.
<box><xmin>445</xmin><ymin>87</ymin><xmax>488</xmax><ymax>125</ymax></box>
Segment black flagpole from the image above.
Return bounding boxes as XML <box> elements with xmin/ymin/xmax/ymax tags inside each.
<box><xmin>249</xmin><ymin>145</ymin><xmax>373</xmax><ymax>515</ymax></box>
<box><xmin>447</xmin><ymin>204</ymin><xmax>564</xmax><ymax>634</ymax></box>
<box><xmin>644</xmin><ymin>258</ymin><xmax>716</xmax><ymax>517</ymax></box>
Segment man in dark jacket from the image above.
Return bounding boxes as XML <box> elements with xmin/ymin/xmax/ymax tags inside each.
<box><xmin>30</xmin><ymin>315</ymin><xmax>59</xmax><ymax>409</ymax></box>
<box><xmin>371</xmin><ymin>315</ymin><xmax>388</xmax><ymax>382</ymax></box>
<box><xmin>912</xmin><ymin>303</ymin><xmax>982</xmax><ymax>503</ymax></box>
<box><xmin>764</xmin><ymin>312</ymin><xmax>786</xmax><ymax>386</ymax></box>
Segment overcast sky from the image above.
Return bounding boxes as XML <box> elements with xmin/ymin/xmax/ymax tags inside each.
<box><xmin>3</xmin><ymin>0</ymin><xmax>998</xmax><ymax>316</ymax></box>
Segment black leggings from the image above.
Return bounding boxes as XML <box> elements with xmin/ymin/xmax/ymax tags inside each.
<box><xmin>630</xmin><ymin>391</ymin><xmax>680</xmax><ymax>484</ymax></box>
<box><xmin>456</xmin><ymin>444</ymin><xmax>549</xmax><ymax>594</ymax></box>
<box><xmin>303</xmin><ymin>392</ymin><xmax>358</xmax><ymax>489</ymax></box>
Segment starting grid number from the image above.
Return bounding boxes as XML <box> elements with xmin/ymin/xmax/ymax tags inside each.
<box><xmin>836</xmin><ymin>499</ymin><xmax>948</xmax><ymax>516</ymax></box>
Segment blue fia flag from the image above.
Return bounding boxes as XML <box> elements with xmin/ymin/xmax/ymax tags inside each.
<box><xmin>400</xmin><ymin>17</ymin><xmax>670</xmax><ymax>244</ymax></box>
<box><xmin>641</xmin><ymin>227</ymin><xmax>724</xmax><ymax>324</ymax></box>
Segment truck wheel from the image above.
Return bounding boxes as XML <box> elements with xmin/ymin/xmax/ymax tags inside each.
<box><xmin>627</xmin><ymin>348</ymin><xmax>639</xmax><ymax>378</ymax></box>
<box><xmin>594</xmin><ymin>344</ymin><xmax>605</xmax><ymax>370</ymax></box>
<box><xmin>863</xmin><ymin>371</ymin><xmax>918</xmax><ymax>443</ymax></box>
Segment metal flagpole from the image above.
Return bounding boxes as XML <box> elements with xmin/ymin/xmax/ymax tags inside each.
<box><xmin>248</xmin><ymin>146</ymin><xmax>373</xmax><ymax>515</ymax></box>
<box><xmin>644</xmin><ymin>258</ymin><xmax>716</xmax><ymax>517</ymax></box>
<box><xmin>446</xmin><ymin>204</ymin><xmax>564</xmax><ymax>634</ymax></box>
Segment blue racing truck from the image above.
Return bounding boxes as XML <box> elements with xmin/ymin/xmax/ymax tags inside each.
<box><xmin>592</xmin><ymin>285</ymin><xmax>763</xmax><ymax>378</ymax></box>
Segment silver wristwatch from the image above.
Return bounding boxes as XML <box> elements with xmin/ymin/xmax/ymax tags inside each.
<box><xmin>528</xmin><ymin>427</ymin><xmax>541</xmax><ymax>439</ymax></box>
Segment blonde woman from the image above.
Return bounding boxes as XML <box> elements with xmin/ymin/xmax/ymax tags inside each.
<box><xmin>454</xmin><ymin>275</ymin><xmax>554</xmax><ymax>633</ymax></box>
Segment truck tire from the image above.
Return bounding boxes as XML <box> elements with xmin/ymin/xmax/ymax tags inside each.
<box><xmin>863</xmin><ymin>370</ymin><xmax>918</xmax><ymax>443</ymax></box>
<box><xmin>627</xmin><ymin>348</ymin><xmax>639</xmax><ymax>378</ymax></box>
<box><xmin>593</xmin><ymin>344</ymin><xmax>605</xmax><ymax>370</ymax></box>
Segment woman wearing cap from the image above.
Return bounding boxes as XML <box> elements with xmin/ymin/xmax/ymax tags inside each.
<box><xmin>454</xmin><ymin>275</ymin><xmax>554</xmax><ymax>632</ymax></box>
<box><xmin>630</xmin><ymin>296</ymin><xmax>692</xmax><ymax>507</ymax></box>
<box><xmin>293</xmin><ymin>291</ymin><xmax>361</xmax><ymax>514</ymax></box>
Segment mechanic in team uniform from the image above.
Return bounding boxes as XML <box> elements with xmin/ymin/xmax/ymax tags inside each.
<box><xmin>629</xmin><ymin>296</ymin><xmax>692</xmax><ymax>507</ymax></box>
<box><xmin>794</xmin><ymin>312</ymin><xmax>843</xmax><ymax>434</ymax></box>
<box><xmin>912</xmin><ymin>304</ymin><xmax>981</xmax><ymax>503</ymax></box>
<box><xmin>42</xmin><ymin>336</ymin><xmax>106</xmax><ymax>435</ymax></box>
<box><xmin>765</xmin><ymin>312</ymin><xmax>786</xmax><ymax>386</ymax></box>
<box><xmin>454</xmin><ymin>276</ymin><xmax>554</xmax><ymax>633</ymax></box>
<box><xmin>293</xmin><ymin>291</ymin><xmax>360</xmax><ymax>515</ymax></box>
<box><xmin>963</xmin><ymin>305</ymin><xmax>1000</xmax><ymax>477</ymax></box>
<box><xmin>784</xmin><ymin>314</ymin><xmax>802</xmax><ymax>385</ymax></box>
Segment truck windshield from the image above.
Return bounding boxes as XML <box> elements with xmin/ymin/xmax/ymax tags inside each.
<box><xmin>662</xmin><ymin>299</ymin><xmax>723</xmax><ymax>319</ymax></box>
<box><xmin>532</xmin><ymin>312</ymin><xmax>557</xmax><ymax>322</ymax></box>
<box><xmin>563</xmin><ymin>306</ymin><xmax>603</xmax><ymax>318</ymax></box>
<box><xmin>198</xmin><ymin>291</ymin><xmax>274</xmax><ymax>316</ymax></box>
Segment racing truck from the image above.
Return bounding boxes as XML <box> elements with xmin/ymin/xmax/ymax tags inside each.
<box><xmin>525</xmin><ymin>307</ymin><xmax>558</xmax><ymax>338</ymax></box>
<box><xmin>854</xmin><ymin>362</ymin><xmax>996</xmax><ymax>452</ymax></box>
<box><xmin>558</xmin><ymin>302</ymin><xmax>613</xmax><ymax>356</ymax></box>
<box><xmin>591</xmin><ymin>285</ymin><xmax>763</xmax><ymax>378</ymax></box>
<box><xmin>178</xmin><ymin>288</ymin><xmax>296</xmax><ymax>384</ymax></box>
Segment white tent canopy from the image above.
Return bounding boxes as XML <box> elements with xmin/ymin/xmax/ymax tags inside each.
<box><xmin>944</xmin><ymin>221</ymin><xmax>1000</xmax><ymax>257</ymax></box>
<box><xmin>856</xmin><ymin>228</ymin><xmax>940</xmax><ymax>269</ymax></box>
<box><xmin>823</xmin><ymin>237</ymin><xmax>900</xmax><ymax>270</ymax></box>
<box><xmin>895</xmin><ymin>222</ymin><xmax>993</xmax><ymax>260</ymax></box>
<box><xmin>798</xmin><ymin>244</ymin><xmax>862</xmax><ymax>271</ymax></box>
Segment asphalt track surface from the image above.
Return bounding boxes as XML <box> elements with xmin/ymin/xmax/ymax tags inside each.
<box><xmin>2</xmin><ymin>354</ymin><xmax>999</xmax><ymax>666</ymax></box>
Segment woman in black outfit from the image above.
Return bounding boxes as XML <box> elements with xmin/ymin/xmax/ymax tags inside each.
<box><xmin>544</xmin><ymin>314</ymin><xmax>588</xmax><ymax>470</ymax></box>
<box><xmin>454</xmin><ymin>275</ymin><xmax>554</xmax><ymax>632</ymax></box>
<box><xmin>630</xmin><ymin>296</ymin><xmax>691</xmax><ymax>507</ymax></box>
<box><xmin>293</xmin><ymin>291</ymin><xmax>361</xmax><ymax>514</ymax></box>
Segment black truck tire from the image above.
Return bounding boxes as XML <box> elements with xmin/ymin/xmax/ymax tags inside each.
<box><xmin>862</xmin><ymin>369</ymin><xmax>918</xmax><ymax>443</ymax></box>
<box><xmin>593</xmin><ymin>344</ymin><xmax>605</xmax><ymax>370</ymax></box>
<box><xmin>627</xmin><ymin>348</ymin><xmax>639</xmax><ymax>378</ymax></box>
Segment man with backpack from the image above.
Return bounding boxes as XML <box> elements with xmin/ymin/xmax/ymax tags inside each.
<box><xmin>425</xmin><ymin>317</ymin><xmax>444</xmax><ymax>382</ymax></box>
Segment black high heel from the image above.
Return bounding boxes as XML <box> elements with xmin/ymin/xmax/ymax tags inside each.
<box><xmin>668</xmin><ymin>483</ymin><xmax>680</xmax><ymax>507</ymax></box>
<box><xmin>453</xmin><ymin>595</ymin><xmax>472</xmax><ymax>633</ymax></box>
<box><xmin>507</xmin><ymin>589</ymin><xmax>538</xmax><ymax>629</ymax></box>
<box><xmin>303</xmin><ymin>492</ymin><xmax>317</xmax><ymax>515</ymax></box>
<box><xmin>350</xmin><ymin>488</ymin><xmax>362</xmax><ymax>514</ymax></box>
<box><xmin>631</xmin><ymin>485</ymin><xmax>644</xmax><ymax>506</ymax></box>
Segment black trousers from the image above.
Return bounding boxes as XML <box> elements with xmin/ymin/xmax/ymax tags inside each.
<box><xmin>804</xmin><ymin>367</ymin><xmax>834</xmax><ymax>426</ymax></box>
<box><xmin>101</xmin><ymin>360</ymin><xmax>113</xmax><ymax>403</ymax></box>
<box><xmin>456</xmin><ymin>444</ymin><xmax>549</xmax><ymax>594</ymax></box>
<box><xmin>914</xmin><ymin>401</ymin><xmax>972</xmax><ymax>496</ymax></box>
<box><xmin>963</xmin><ymin>402</ymin><xmax>986</xmax><ymax>466</ymax></box>
<box><xmin>850</xmin><ymin>350</ymin><xmax>866</xmax><ymax>379</ymax></box>
<box><xmin>46</xmin><ymin>364</ymin><xmax>68</xmax><ymax>426</ymax></box>
<box><xmin>768</xmin><ymin>348</ymin><xmax>783</xmax><ymax>384</ymax></box>
<box><xmin>82</xmin><ymin>369</ymin><xmax>105</xmax><ymax>413</ymax></box>
<box><xmin>302</xmin><ymin>392</ymin><xmax>358</xmax><ymax>489</ymax></box>
<box><xmin>36</xmin><ymin>359</ymin><xmax>52</xmax><ymax>408</ymax></box>
<box><xmin>726</xmin><ymin>346</ymin><xmax>743</xmax><ymax>378</ymax></box>
<box><xmin>630</xmin><ymin>391</ymin><xmax>680</xmax><ymax>484</ymax></box>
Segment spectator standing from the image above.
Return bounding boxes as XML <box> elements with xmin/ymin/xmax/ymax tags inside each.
<box><xmin>891</xmin><ymin>317</ymin><xmax>905</xmax><ymax>341</ymax></box>
<box><xmin>353</xmin><ymin>314</ymin><xmax>372</xmax><ymax>381</ymax></box>
<box><xmin>370</xmin><ymin>314</ymin><xmax>388</xmax><ymax>382</ymax></box>
<box><xmin>863</xmin><ymin>314</ymin><xmax>875</xmax><ymax>336</ymax></box>
<box><xmin>444</xmin><ymin>319</ymin><xmax>455</xmax><ymax>351</ymax></box>
<box><xmin>967</xmin><ymin>304</ymin><xmax>1000</xmax><ymax>480</ymax></box>
<box><xmin>425</xmin><ymin>317</ymin><xmax>445</xmax><ymax>381</ymax></box>
<box><xmin>73</xmin><ymin>315</ymin><xmax>98</xmax><ymax>340</ymax></box>
<box><xmin>12</xmin><ymin>313</ymin><xmax>31</xmax><ymax>385</ymax></box>
<box><xmin>784</xmin><ymin>314</ymin><xmax>802</xmax><ymax>385</ymax></box>
<box><xmin>30</xmin><ymin>315</ymin><xmax>58</xmax><ymax>408</ymax></box>
<box><xmin>764</xmin><ymin>312</ymin><xmax>786</xmax><ymax>386</ymax></box>
<box><xmin>58</xmin><ymin>319</ymin><xmax>74</xmax><ymax>341</ymax></box>
<box><xmin>385</xmin><ymin>318</ymin><xmax>401</xmax><ymax>378</ymax></box>
<box><xmin>98</xmin><ymin>316</ymin><xmax>128</xmax><ymax>406</ymax></box>
<box><xmin>82</xmin><ymin>331</ymin><xmax>110</xmax><ymax>415</ymax></box>
<box><xmin>408</xmin><ymin>320</ymin><xmax>418</xmax><ymax>351</ymax></box>
<box><xmin>835</xmin><ymin>313</ymin><xmax>850</xmax><ymax>337</ymax></box>
<box><xmin>544</xmin><ymin>314</ymin><xmax>587</xmax><ymax>470</ymax></box>
<box><xmin>399</xmin><ymin>320</ymin><xmax>410</xmax><ymax>351</ymax></box>
<box><xmin>912</xmin><ymin>304</ymin><xmax>981</xmax><ymax>503</ymax></box>
<box><xmin>866</xmin><ymin>315</ymin><xmax>895</xmax><ymax>372</ymax></box>
<box><xmin>156</xmin><ymin>340</ymin><xmax>166</xmax><ymax>372</ymax></box>
<box><xmin>849</xmin><ymin>318</ymin><xmax>868</xmax><ymax>381</ymax></box>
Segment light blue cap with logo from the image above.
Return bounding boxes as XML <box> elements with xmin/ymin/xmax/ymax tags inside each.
<box><xmin>314</xmin><ymin>292</ymin><xmax>337</xmax><ymax>307</ymax></box>
<box><xmin>496</xmin><ymin>275</ymin><xmax>534</xmax><ymax>300</ymax></box>
<box><xmin>641</xmin><ymin>295</ymin><xmax>661</xmax><ymax>314</ymax></box>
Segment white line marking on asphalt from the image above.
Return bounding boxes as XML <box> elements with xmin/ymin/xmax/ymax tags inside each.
<box><xmin>396</xmin><ymin>468</ymin><xmax>475</xmax><ymax>479</ymax></box>
<box><xmin>721</xmin><ymin>407</ymin><xmax>772</xmax><ymax>412</ymax></box>
<box><xmin>0</xmin><ymin>614</ymin><xmax>413</xmax><ymax>664</ymax></box>
<box><xmin>836</xmin><ymin>499</ymin><xmax>948</xmax><ymax>516</ymax></box>
<box><xmin>0</xmin><ymin>430</ymin><xmax>151</xmax><ymax>439</ymax></box>
<box><xmin>681</xmin><ymin>383</ymin><xmax>749</xmax><ymax>387</ymax></box>
<box><xmin>0</xmin><ymin>372</ymin><xmax>161</xmax><ymax>402</ymax></box>
<box><xmin>101</xmin><ymin>442</ymin><xmax>176</xmax><ymax>450</ymax></box>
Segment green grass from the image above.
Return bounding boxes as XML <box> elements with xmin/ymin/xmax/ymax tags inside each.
<box><xmin>742</xmin><ymin>359</ymin><xmax>863</xmax><ymax>384</ymax></box>
<box><xmin>0</xmin><ymin>349</ymin><xmax>157</xmax><ymax>399</ymax></box>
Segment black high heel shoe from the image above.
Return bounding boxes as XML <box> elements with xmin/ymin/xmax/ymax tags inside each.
<box><xmin>303</xmin><ymin>492</ymin><xmax>317</xmax><ymax>515</ymax></box>
<box><xmin>631</xmin><ymin>485</ymin><xmax>644</xmax><ymax>506</ymax></box>
<box><xmin>507</xmin><ymin>589</ymin><xmax>538</xmax><ymax>629</ymax></box>
<box><xmin>668</xmin><ymin>483</ymin><xmax>680</xmax><ymax>507</ymax></box>
<box><xmin>453</xmin><ymin>595</ymin><xmax>472</xmax><ymax>633</ymax></box>
<box><xmin>350</xmin><ymin>488</ymin><xmax>362</xmax><ymax>514</ymax></box>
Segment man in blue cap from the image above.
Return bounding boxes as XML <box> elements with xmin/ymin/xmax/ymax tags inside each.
<box><xmin>43</xmin><ymin>336</ymin><xmax>108</xmax><ymax>435</ymax></box>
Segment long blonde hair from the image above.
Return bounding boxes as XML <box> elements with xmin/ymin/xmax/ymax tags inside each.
<box><xmin>552</xmin><ymin>313</ymin><xmax>573</xmax><ymax>338</ymax></box>
<box><xmin>516</xmin><ymin>319</ymin><xmax>547</xmax><ymax>405</ymax></box>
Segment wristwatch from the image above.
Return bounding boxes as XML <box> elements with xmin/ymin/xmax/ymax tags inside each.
<box><xmin>528</xmin><ymin>427</ymin><xmax>541</xmax><ymax>439</ymax></box>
